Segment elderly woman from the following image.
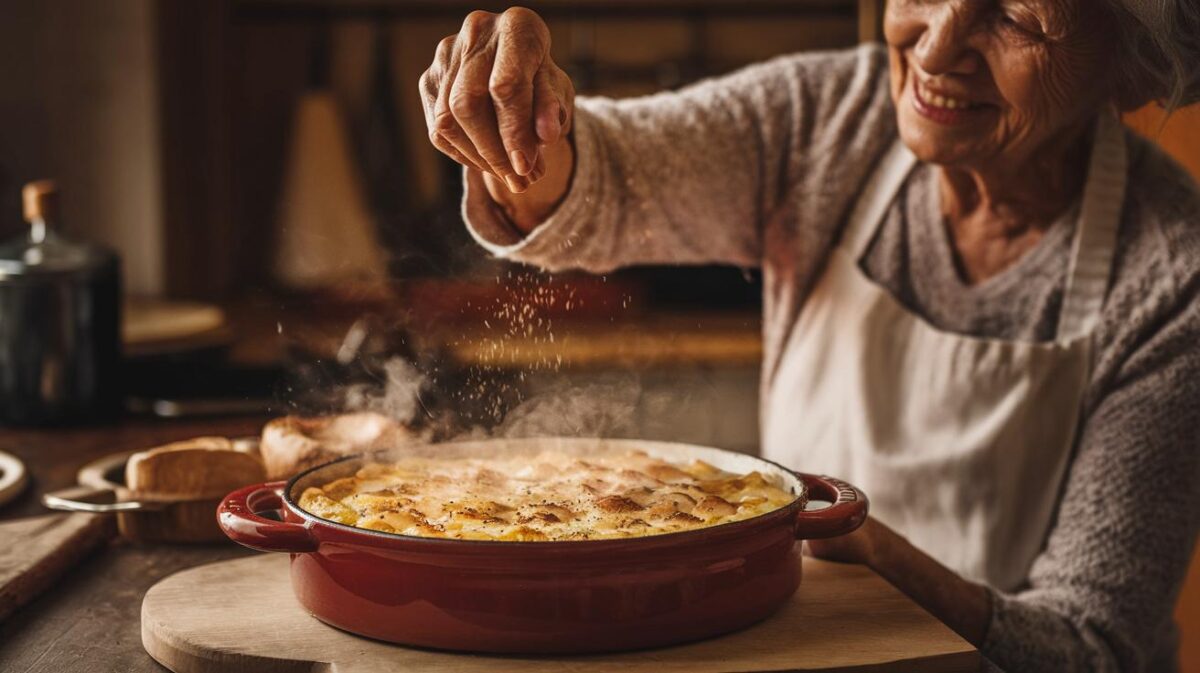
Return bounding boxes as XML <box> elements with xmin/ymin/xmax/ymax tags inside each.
<box><xmin>420</xmin><ymin>1</ymin><xmax>1200</xmax><ymax>670</ymax></box>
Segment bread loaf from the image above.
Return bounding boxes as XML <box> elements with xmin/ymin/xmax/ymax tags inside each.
<box><xmin>125</xmin><ymin>437</ymin><xmax>266</xmax><ymax>500</ymax></box>
<box><xmin>259</xmin><ymin>412</ymin><xmax>416</xmax><ymax>480</ymax></box>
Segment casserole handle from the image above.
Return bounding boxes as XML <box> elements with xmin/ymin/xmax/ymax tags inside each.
<box><xmin>43</xmin><ymin>485</ymin><xmax>167</xmax><ymax>512</ymax></box>
<box><xmin>217</xmin><ymin>481</ymin><xmax>317</xmax><ymax>553</ymax></box>
<box><xmin>792</xmin><ymin>474</ymin><xmax>869</xmax><ymax>540</ymax></box>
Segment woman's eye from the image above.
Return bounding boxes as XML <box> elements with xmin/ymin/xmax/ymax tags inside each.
<box><xmin>998</xmin><ymin>12</ymin><xmax>1044</xmax><ymax>39</ymax></box>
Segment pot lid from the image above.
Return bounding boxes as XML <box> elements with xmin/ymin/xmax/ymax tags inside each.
<box><xmin>0</xmin><ymin>180</ymin><xmax>116</xmax><ymax>277</ymax></box>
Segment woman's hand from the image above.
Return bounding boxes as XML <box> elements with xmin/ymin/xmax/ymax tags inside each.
<box><xmin>419</xmin><ymin>7</ymin><xmax>576</xmax><ymax>231</ymax></box>
<box><xmin>803</xmin><ymin>516</ymin><xmax>883</xmax><ymax>566</ymax></box>
<box><xmin>805</xmin><ymin>517</ymin><xmax>991</xmax><ymax>646</ymax></box>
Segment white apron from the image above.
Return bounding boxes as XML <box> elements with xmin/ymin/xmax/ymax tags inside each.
<box><xmin>762</xmin><ymin>114</ymin><xmax>1128</xmax><ymax>591</ymax></box>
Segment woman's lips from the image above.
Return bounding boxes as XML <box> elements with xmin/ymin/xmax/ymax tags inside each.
<box><xmin>911</xmin><ymin>77</ymin><xmax>990</xmax><ymax>125</ymax></box>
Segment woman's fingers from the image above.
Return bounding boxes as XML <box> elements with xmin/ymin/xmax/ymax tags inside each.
<box><xmin>421</xmin><ymin>7</ymin><xmax>569</xmax><ymax>193</ymax></box>
<box><xmin>555</xmin><ymin>65</ymin><xmax>576</xmax><ymax>135</ymax></box>
<box><xmin>449</xmin><ymin>11</ymin><xmax>528</xmax><ymax>192</ymax></box>
<box><xmin>532</xmin><ymin>67</ymin><xmax>562</xmax><ymax>146</ymax></box>
<box><xmin>421</xmin><ymin>57</ymin><xmax>489</xmax><ymax>174</ymax></box>
<box><xmin>431</xmin><ymin>53</ymin><xmax>494</xmax><ymax>175</ymax></box>
<box><xmin>432</xmin><ymin>133</ymin><xmax>488</xmax><ymax>175</ymax></box>
<box><xmin>491</xmin><ymin>8</ymin><xmax>549</xmax><ymax>176</ymax></box>
<box><xmin>452</xmin><ymin>54</ymin><xmax>527</xmax><ymax>192</ymax></box>
<box><xmin>423</xmin><ymin>36</ymin><xmax>489</xmax><ymax>174</ymax></box>
<box><xmin>530</xmin><ymin>146</ymin><xmax>547</xmax><ymax>182</ymax></box>
<box><xmin>436</xmin><ymin>92</ymin><xmax>496</xmax><ymax>176</ymax></box>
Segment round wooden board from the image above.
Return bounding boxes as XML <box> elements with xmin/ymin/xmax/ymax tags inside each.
<box><xmin>141</xmin><ymin>554</ymin><xmax>979</xmax><ymax>673</ymax></box>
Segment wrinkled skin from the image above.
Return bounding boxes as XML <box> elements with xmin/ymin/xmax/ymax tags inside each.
<box><xmin>883</xmin><ymin>0</ymin><xmax>1118</xmax><ymax>284</ymax></box>
<box><xmin>418</xmin><ymin>7</ymin><xmax>575</xmax><ymax>227</ymax></box>
<box><xmin>887</xmin><ymin>0</ymin><xmax>1116</xmax><ymax>169</ymax></box>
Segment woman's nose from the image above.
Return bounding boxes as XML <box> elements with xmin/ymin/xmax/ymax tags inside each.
<box><xmin>912</xmin><ymin>4</ymin><xmax>981</xmax><ymax>76</ymax></box>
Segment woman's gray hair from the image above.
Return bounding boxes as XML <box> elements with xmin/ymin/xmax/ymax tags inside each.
<box><xmin>1109</xmin><ymin>0</ymin><xmax>1200</xmax><ymax>109</ymax></box>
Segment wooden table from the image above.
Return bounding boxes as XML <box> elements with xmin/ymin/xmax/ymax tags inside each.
<box><xmin>0</xmin><ymin>417</ymin><xmax>263</xmax><ymax>673</ymax></box>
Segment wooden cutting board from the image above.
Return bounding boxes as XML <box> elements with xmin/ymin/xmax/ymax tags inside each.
<box><xmin>0</xmin><ymin>513</ymin><xmax>114</xmax><ymax>621</ymax></box>
<box><xmin>142</xmin><ymin>554</ymin><xmax>980</xmax><ymax>673</ymax></box>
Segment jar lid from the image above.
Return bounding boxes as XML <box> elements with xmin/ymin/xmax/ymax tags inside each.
<box><xmin>0</xmin><ymin>181</ymin><xmax>117</xmax><ymax>278</ymax></box>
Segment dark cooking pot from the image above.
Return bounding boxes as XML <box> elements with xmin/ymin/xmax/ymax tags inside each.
<box><xmin>0</xmin><ymin>181</ymin><xmax>121</xmax><ymax>424</ymax></box>
<box><xmin>218</xmin><ymin>437</ymin><xmax>868</xmax><ymax>654</ymax></box>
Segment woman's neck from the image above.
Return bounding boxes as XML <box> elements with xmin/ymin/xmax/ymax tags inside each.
<box><xmin>938</xmin><ymin>122</ymin><xmax>1092</xmax><ymax>237</ymax></box>
<box><xmin>935</xmin><ymin>121</ymin><xmax>1092</xmax><ymax>284</ymax></box>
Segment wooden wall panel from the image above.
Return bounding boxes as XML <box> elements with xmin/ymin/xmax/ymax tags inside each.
<box><xmin>227</xmin><ymin>21</ymin><xmax>311</xmax><ymax>289</ymax></box>
<box><xmin>158</xmin><ymin>0</ymin><xmax>234</xmax><ymax>298</ymax></box>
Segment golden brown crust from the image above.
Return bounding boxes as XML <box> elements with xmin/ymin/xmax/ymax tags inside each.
<box><xmin>594</xmin><ymin>495</ymin><xmax>644</xmax><ymax>513</ymax></box>
<box><xmin>298</xmin><ymin>450</ymin><xmax>796</xmax><ymax>541</ymax></box>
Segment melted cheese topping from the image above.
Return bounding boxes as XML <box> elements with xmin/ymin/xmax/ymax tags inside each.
<box><xmin>297</xmin><ymin>450</ymin><xmax>797</xmax><ymax>541</ymax></box>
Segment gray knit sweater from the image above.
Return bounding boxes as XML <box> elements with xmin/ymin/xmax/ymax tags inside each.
<box><xmin>462</xmin><ymin>45</ymin><xmax>1200</xmax><ymax>672</ymax></box>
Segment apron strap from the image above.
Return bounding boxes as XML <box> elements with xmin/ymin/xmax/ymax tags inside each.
<box><xmin>844</xmin><ymin>141</ymin><xmax>919</xmax><ymax>260</ymax></box>
<box><xmin>1057</xmin><ymin>112</ymin><xmax>1128</xmax><ymax>342</ymax></box>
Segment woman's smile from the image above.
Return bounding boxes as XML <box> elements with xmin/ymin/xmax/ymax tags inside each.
<box><xmin>885</xmin><ymin>0</ymin><xmax>1118</xmax><ymax>170</ymax></box>
<box><xmin>909</xmin><ymin>71</ymin><xmax>996</xmax><ymax>125</ymax></box>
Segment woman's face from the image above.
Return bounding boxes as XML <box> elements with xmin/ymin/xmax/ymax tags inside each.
<box><xmin>885</xmin><ymin>0</ymin><xmax>1116</xmax><ymax>169</ymax></box>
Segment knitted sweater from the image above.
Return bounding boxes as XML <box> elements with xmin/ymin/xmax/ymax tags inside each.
<box><xmin>461</xmin><ymin>44</ymin><xmax>1200</xmax><ymax>672</ymax></box>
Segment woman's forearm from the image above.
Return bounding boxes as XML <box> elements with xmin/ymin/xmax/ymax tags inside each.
<box><xmin>868</xmin><ymin>522</ymin><xmax>991</xmax><ymax>646</ymax></box>
<box><xmin>482</xmin><ymin>134</ymin><xmax>574</xmax><ymax>234</ymax></box>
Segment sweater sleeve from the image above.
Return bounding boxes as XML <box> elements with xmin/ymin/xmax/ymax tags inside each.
<box><xmin>462</xmin><ymin>45</ymin><xmax>894</xmax><ymax>273</ymax></box>
<box><xmin>980</xmin><ymin>287</ymin><xmax>1200</xmax><ymax>672</ymax></box>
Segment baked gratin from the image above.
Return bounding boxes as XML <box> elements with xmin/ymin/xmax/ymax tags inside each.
<box><xmin>297</xmin><ymin>450</ymin><xmax>798</xmax><ymax>541</ymax></box>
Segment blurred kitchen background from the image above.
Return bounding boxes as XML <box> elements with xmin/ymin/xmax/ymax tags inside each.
<box><xmin>0</xmin><ymin>0</ymin><xmax>1197</xmax><ymax>659</ymax></box>
<box><xmin>0</xmin><ymin>0</ymin><xmax>891</xmax><ymax>448</ymax></box>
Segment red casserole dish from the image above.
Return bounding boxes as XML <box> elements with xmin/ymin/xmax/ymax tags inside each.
<box><xmin>217</xmin><ymin>438</ymin><xmax>867</xmax><ymax>654</ymax></box>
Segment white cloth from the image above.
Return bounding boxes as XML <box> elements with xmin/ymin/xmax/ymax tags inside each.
<box><xmin>762</xmin><ymin>114</ymin><xmax>1128</xmax><ymax>591</ymax></box>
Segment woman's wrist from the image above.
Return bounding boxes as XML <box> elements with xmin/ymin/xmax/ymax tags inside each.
<box><xmin>862</xmin><ymin>520</ymin><xmax>991</xmax><ymax>645</ymax></box>
<box><xmin>863</xmin><ymin>518</ymin><xmax>899</xmax><ymax>575</ymax></box>
<box><xmin>483</xmin><ymin>134</ymin><xmax>575</xmax><ymax>234</ymax></box>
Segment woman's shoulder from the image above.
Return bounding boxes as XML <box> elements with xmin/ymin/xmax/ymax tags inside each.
<box><xmin>732</xmin><ymin>44</ymin><xmax>898</xmax><ymax>188</ymax></box>
<box><xmin>748</xmin><ymin>42</ymin><xmax>889</xmax><ymax>78</ymax></box>
<box><xmin>1118</xmin><ymin>132</ymin><xmax>1200</xmax><ymax>301</ymax></box>
<box><xmin>1093</xmin><ymin>132</ymin><xmax>1200</xmax><ymax>385</ymax></box>
<box><xmin>734</xmin><ymin>43</ymin><xmax>892</xmax><ymax>109</ymax></box>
